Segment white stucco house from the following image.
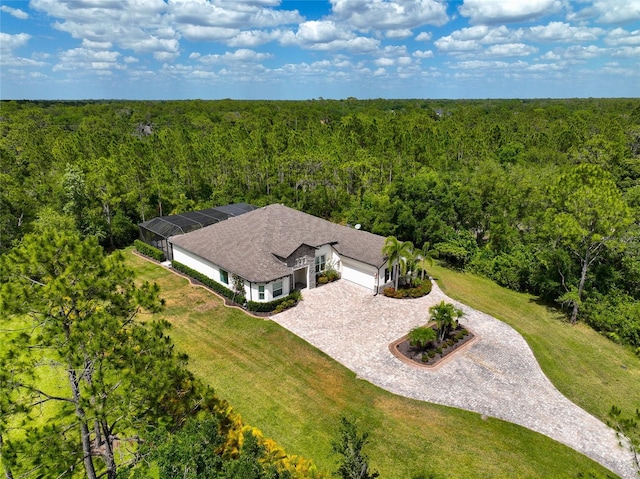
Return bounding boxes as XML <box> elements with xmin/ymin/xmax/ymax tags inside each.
<box><xmin>168</xmin><ymin>204</ymin><xmax>392</xmax><ymax>302</ymax></box>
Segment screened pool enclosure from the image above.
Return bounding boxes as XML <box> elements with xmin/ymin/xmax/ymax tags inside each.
<box><xmin>138</xmin><ymin>203</ymin><xmax>257</xmax><ymax>260</ymax></box>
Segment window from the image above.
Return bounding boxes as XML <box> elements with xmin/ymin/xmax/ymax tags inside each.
<box><xmin>258</xmin><ymin>285</ymin><xmax>265</xmax><ymax>300</ymax></box>
<box><xmin>273</xmin><ymin>280</ymin><xmax>283</xmax><ymax>298</ymax></box>
<box><xmin>315</xmin><ymin>255</ymin><xmax>326</xmax><ymax>273</ymax></box>
<box><xmin>220</xmin><ymin>269</ymin><xmax>229</xmax><ymax>284</ymax></box>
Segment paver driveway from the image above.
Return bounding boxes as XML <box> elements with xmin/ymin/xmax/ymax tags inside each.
<box><xmin>272</xmin><ymin>280</ymin><xmax>637</xmax><ymax>479</ymax></box>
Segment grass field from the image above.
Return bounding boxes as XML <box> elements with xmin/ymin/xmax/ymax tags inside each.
<box><xmin>125</xmin><ymin>250</ymin><xmax>623</xmax><ymax>478</ymax></box>
<box><xmin>429</xmin><ymin>263</ymin><xmax>640</xmax><ymax>423</ymax></box>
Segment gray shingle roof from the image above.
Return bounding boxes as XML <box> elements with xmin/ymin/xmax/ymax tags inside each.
<box><xmin>169</xmin><ymin>204</ymin><xmax>387</xmax><ymax>283</ymax></box>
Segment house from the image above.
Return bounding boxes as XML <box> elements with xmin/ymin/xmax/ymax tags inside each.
<box><xmin>168</xmin><ymin>204</ymin><xmax>392</xmax><ymax>302</ymax></box>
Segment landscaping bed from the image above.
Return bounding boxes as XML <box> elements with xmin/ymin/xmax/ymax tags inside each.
<box><xmin>391</xmin><ymin>324</ymin><xmax>476</xmax><ymax>367</ymax></box>
<box><xmin>382</xmin><ymin>280</ymin><xmax>432</xmax><ymax>298</ymax></box>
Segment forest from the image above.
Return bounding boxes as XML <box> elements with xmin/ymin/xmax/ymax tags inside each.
<box><xmin>1</xmin><ymin>97</ymin><xmax>639</xmax><ymax>351</ymax></box>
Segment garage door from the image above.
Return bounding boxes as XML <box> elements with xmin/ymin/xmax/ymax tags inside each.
<box><xmin>341</xmin><ymin>258</ymin><xmax>375</xmax><ymax>290</ymax></box>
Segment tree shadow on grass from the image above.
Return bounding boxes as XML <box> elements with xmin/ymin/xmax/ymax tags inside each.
<box><xmin>527</xmin><ymin>296</ymin><xmax>570</xmax><ymax>323</ymax></box>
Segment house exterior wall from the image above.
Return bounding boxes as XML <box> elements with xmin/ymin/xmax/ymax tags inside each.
<box><xmin>314</xmin><ymin>244</ymin><xmax>339</xmax><ymax>280</ymax></box>
<box><xmin>172</xmin><ymin>244</ymin><xmax>291</xmax><ymax>303</ymax></box>
<box><xmin>173</xmin><ymin>245</ymin><xmax>222</xmax><ymax>283</ymax></box>
<box><xmin>247</xmin><ymin>278</ymin><xmax>290</xmax><ymax>302</ymax></box>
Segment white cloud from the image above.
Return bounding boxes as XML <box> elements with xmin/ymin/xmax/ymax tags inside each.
<box><xmin>415</xmin><ymin>31</ymin><xmax>432</xmax><ymax>41</ymax></box>
<box><xmin>0</xmin><ymin>55</ymin><xmax>49</xmax><ymax>68</ymax></box>
<box><xmin>385</xmin><ymin>29</ymin><xmax>413</xmax><ymax>39</ymax></box>
<box><xmin>485</xmin><ymin>43</ymin><xmax>538</xmax><ymax>57</ymax></box>
<box><xmin>167</xmin><ymin>0</ymin><xmax>303</xmax><ymax>29</ymax></box>
<box><xmin>434</xmin><ymin>25</ymin><xmax>520</xmax><ymax>53</ymax></box>
<box><xmin>154</xmin><ymin>51</ymin><xmax>179</xmax><ymax>62</ymax></box>
<box><xmin>54</xmin><ymin>47</ymin><xmax>124</xmax><ymax>72</ymax></box>
<box><xmin>435</xmin><ymin>37</ymin><xmax>480</xmax><ymax>52</ymax></box>
<box><xmin>227</xmin><ymin>29</ymin><xmax>283</xmax><ymax>47</ymax></box>
<box><xmin>1</xmin><ymin>5</ymin><xmax>29</xmax><ymax>19</ymax></box>
<box><xmin>540</xmin><ymin>50</ymin><xmax>561</xmax><ymax>60</ymax></box>
<box><xmin>295</xmin><ymin>20</ymin><xmax>349</xmax><ymax>43</ymax></box>
<box><xmin>413</xmin><ymin>49</ymin><xmax>434</xmax><ymax>58</ymax></box>
<box><xmin>373</xmin><ymin>67</ymin><xmax>386</xmax><ymax>76</ymax></box>
<box><xmin>0</xmin><ymin>32</ymin><xmax>31</xmax><ymax>55</ymax></box>
<box><xmin>374</xmin><ymin>57</ymin><xmax>395</xmax><ymax>66</ymax></box>
<box><xmin>602</xmin><ymin>64</ymin><xmax>636</xmax><ymax>75</ymax></box>
<box><xmin>563</xmin><ymin>44</ymin><xmax>607</xmax><ymax>60</ymax></box>
<box><xmin>455</xmin><ymin>60</ymin><xmax>511</xmax><ymax>70</ymax></box>
<box><xmin>196</xmin><ymin>49</ymin><xmax>272</xmax><ymax>64</ymax></box>
<box><xmin>179</xmin><ymin>25</ymin><xmax>239</xmax><ymax>41</ymax></box>
<box><xmin>82</xmin><ymin>39</ymin><xmax>113</xmax><ymax>49</ymax></box>
<box><xmin>330</xmin><ymin>0</ymin><xmax>449</xmax><ymax>29</ymax></box>
<box><xmin>190</xmin><ymin>70</ymin><xmax>217</xmax><ymax>79</ymax></box>
<box><xmin>32</xmin><ymin>0</ymin><xmax>179</xmax><ymax>61</ymax></box>
<box><xmin>605</xmin><ymin>28</ymin><xmax>640</xmax><ymax>46</ymax></box>
<box><xmin>0</xmin><ymin>33</ymin><xmax>47</xmax><ymax>70</ymax></box>
<box><xmin>459</xmin><ymin>0</ymin><xmax>563</xmax><ymax>24</ymax></box>
<box><xmin>568</xmin><ymin>0</ymin><xmax>640</xmax><ymax>24</ymax></box>
<box><xmin>124</xmin><ymin>56</ymin><xmax>139</xmax><ymax>63</ymax></box>
<box><xmin>527</xmin><ymin>22</ymin><xmax>604</xmax><ymax>43</ymax></box>
<box><xmin>281</xmin><ymin>20</ymin><xmax>380</xmax><ymax>52</ymax></box>
<box><xmin>611</xmin><ymin>46</ymin><xmax>640</xmax><ymax>57</ymax></box>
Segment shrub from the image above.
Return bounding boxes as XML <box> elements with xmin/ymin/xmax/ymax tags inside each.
<box><xmin>134</xmin><ymin>239</ymin><xmax>165</xmax><ymax>262</ymax></box>
<box><xmin>172</xmin><ymin>261</ymin><xmax>245</xmax><ymax>304</ymax></box>
<box><xmin>325</xmin><ymin>268</ymin><xmax>340</xmax><ymax>282</ymax></box>
<box><xmin>247</xmin><ymin>290</ymin><xmax>302</xmax><ymax>313</ymax></box>
<box><xmin>383</xmin><ymin>281</ymin><xmax>432</xmax><ymax>299</ymax></box>
<box><xmin>317</xmin><ymin>275</ymin><xmax>329</xmax><ymax>285</ymax></box>
<box><xmin>274</xmin><ymin>299</ymin><xmax>296</xmax><ymax>314</ymax></box>
<box><xmin>408</xmin><ymin>326</ymin><xmax>437</xmax><ymax>351</ymax></box>
<box><xmin>383</xmin><ymin>287</ymin><xmax>395</xmax><ymax>297</ymax></box>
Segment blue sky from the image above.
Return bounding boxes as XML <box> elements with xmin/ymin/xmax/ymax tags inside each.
<box><xmin>1</xmin><ymin>0</ymin><xmax>639</xmax><ymax>100</ymax></box>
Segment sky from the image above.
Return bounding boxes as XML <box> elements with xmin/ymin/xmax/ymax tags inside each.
<box><xmin>1</xmin><ymin>0</ymin><xmax>639</xmax><ymax>100</ymax></box>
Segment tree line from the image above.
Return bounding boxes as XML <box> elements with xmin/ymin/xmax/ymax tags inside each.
<box><xmin>1</xmin><ymin>98</ymin><xmax>639</xmax><ymax>349</ymax></box>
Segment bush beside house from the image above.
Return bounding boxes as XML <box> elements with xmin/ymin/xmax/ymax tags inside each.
<box><xmin>134</xmin><ymin>239</ymin><xmax>165</xmax><ymax>262</ymax></box>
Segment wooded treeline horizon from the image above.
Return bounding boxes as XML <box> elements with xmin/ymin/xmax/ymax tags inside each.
<box><xmin>1</xmin><ymin>97</ymin><xmax>639</xmax><ymax>349</ymax></box>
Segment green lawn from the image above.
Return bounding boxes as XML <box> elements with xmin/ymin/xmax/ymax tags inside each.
<box><xmin>429</xmin><ymin>263</ymin><xmax>640</xmax><ymax>422</ymax></box>
<box><xmin>126</xmin><ymin>250</ymin><xmax>620</xmax><ymax>478</ymax></box>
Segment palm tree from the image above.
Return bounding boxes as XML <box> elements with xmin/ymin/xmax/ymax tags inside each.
<box><xmin>408</xmin><ymin>326</ymin><xmax>437</xmax><ymax>351</ymax></box>
<box><xmin>417</xmin><ymin>242</ymin><xmax>438</xmax><ymax>280</ymax></box>
<box><xmin>429</xmin><ymin>301</ymin><xmax>464</xmax><ymax>342</ymax></box>
<box><xmin>382</xmin><ymin>236</ymin><xmax>414</xmax><ymax>290</ymax></box>
<box><xmin>399</xmin><ymin>249</ymin><xmax>416</xmax><ymax>287</ymax></box>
